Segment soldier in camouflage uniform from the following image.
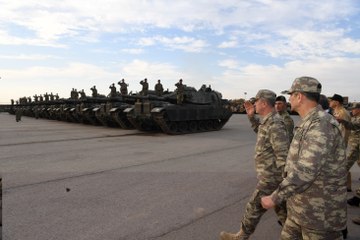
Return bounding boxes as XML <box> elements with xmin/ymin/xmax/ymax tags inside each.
<box><xmin>329</xmin><ymin>94</ymin><xmax>352</xmax><ymax>192</ymax></box>
<box><xmin>275</xmin><ymin>95</ymin><xmax>294</xmax><ymax>141</ymax></box>
<box><xmin>261</xmin><ymin>76</ymin><xmax>347</xmax><ymax>240</ymax></box>
<box><xmin>155</xmin><ymin>79</ymin><xmax>164</xmax><ymax>96</ymax></box>
<box><xmin>140</xmin><ymin>78</ymin><xmax>149</xmax><ymax>96</ymax></box>
<box><xmin>220</xmin><ymin>89</ymin><xmax>290</xmax><ymax>240</ymax></box>
<box><xmin>338</xmin><ymin>102</ymin><xmax>360</xmax><ymax>209</ymax></box>
<box><xmin>175</xmin><ymin>79</ymin><xmax>184</xmax><ymax>104</ymax></box>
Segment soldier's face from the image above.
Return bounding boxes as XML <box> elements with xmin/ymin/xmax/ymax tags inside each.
<box><xmin>289</xmin><ymin>92</ymin><xmax>300</xmax><ymax>111</ymax></box>
<box><xmin>329</xmin><ymin>100</ymin><xmax>338</xmax><ymax>108</ymax></box>
<box><xmin>255</xmin><ymin>98</ymin><xmax>265</xmax><ymax>114</ymax></box>
<box><xmin>275</xmin><ymin>101</ymin><xmax>286</xmax><ymax>112</ymax></box>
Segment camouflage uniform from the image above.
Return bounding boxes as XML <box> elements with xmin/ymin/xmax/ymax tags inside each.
<box><xmin>140</xmin><ymin>78</ymin><xmax>149</xmax><ymax>96</ymax></box>
<box><xmin>119</xmin><ymin>80</ymin><xmax>128</xmax><ymax>95</ymax></box>
<box><xmin>278</xmin><ymin>110</ymin><xmax>294</xmax><ymax>141</ymax></box>
<box><xmin>271</xmin><ymin>77</ymin><xmax>347</xmax><ymax>239</ymax></box>
<box><xmin>175</xmin><ymin>79</ymin><xmax>184</xmax><ymax>104</ymax></box>
<box><xmin>332</xmin><ymin>105</ymin><xmax>351</xmax><ymax>147</ymax></box>
<box><xmin>220</xmin><ymin>90</ymin><xmax>290</xmax><ymax>240</ymax></box>
<box><xmin>155</xmin><ymin>80</ymin><xmax>164</xmax><ymax>96</ymax></box>
<box><xmin>242</xmin><ymin>110</ymin><xmax>289</xmax><ymax>233</ymax></box>
<box><xmin>344</xmin><ymin>115</ymin><xmax>360</xmax><ymax>171</ymax></box>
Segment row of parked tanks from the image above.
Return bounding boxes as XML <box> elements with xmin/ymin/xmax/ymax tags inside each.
<box><xmin>8</xmin><ymin>84</ymin><xmax>233</xmax><ymax>135</ymax></box>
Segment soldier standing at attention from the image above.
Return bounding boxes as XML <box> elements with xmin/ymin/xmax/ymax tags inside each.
<box><xmin>220</xmin><ymin>89</ymin><xmax>290</xmax><ymax>240</ymax></box>
<box><xmin>261</xmin><ymin>76</ymin><xmax>347</xmax><ymax>239</ymax></box>
<box><xmin>275</xmin><ymin>95</ymin><xmax>294</xmax><ymax>141</ymax></box>
<box><xmin>329</xmin><ymin>94</ymin><xmax>352</xmax><ymax>192</ymax></box>
<box><xmin>118</xmin><ymin>79</ymin><xmax>128</xmax><ymax>95</ymax></box>
<box><xmin>175</xmin><ymin>79</ymin><xmax>184</xmax><ymax>104</ymax></box>
<box><xmin>155</xmin><ymin>79</ymin><xmax>164</xmax><ymax>96</ymax></box>
<box><xmin>140</xmin><ymin>78</ymin><xmax>149</xmax><ymax>95</ymax></box>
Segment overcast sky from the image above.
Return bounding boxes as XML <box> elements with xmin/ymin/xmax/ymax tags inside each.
<box><xmin>1</xmin><ymin>0</ymin><xmax>360</xmax><ymax>104</ymax></box>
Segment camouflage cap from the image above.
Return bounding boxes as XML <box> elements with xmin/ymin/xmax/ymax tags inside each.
<box><xmin>255</xmin><ymin>89</ymin><xmax>276</xmax><ymax>102</ymax></box>
<box><xmin>348</xmin><ymin>102</ymin><xmax>360</xmax><ymax>110</ymax></box>
<box><xmin>282</xmin><ymin>76</ymin><xmax>322</xmax><ymax>94</ymax></box>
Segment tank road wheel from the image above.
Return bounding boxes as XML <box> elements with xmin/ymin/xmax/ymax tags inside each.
<box><xmin>198</xmin><ymin>121</ymin><xmax>206</xmax><ymax>131</ymax></box>
<box><xmin>213</xmin><ymin>119</ymin><xmax>221</xmax><ymax>130</ymax></box>
<box><xmin>179</xmin><ymin>121</ymin><xmax>188</xmax><ymax>133</ymax></box>
<box><xmin>168</xmin><ymin>122</ymin><xmax>178</xmax><ymax>133</ymax></box>
<box><xmin>188</xmin><ymin>121</ymin><xmax>198</xmax><ymax>132</ymax></box>
<box><xmin>205</xmin><ymin>120</ymin><xmax>214</xmax><ymax>130</ymax></box>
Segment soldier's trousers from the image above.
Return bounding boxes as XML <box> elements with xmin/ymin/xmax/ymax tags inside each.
<box><xmin>177</xmin><ymin>94</ymin><xmax>184</xmax><ymax>104</ymax></box>
<box><xmin>346</xmin><ymin>139</ymin><xmax>360</xmax><ymax>170</ymax></box>
<box><xmin>240</xmin><ymin>187</ymin><xmax>287</xmax><ymax>235</ymax></box>
<box><xmin>281</xmin><ymin>216</ymin><xmax>343</xmax><ymax>240</ymax></box>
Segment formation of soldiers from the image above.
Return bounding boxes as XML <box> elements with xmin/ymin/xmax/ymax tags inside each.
<box><xmin>10</xmin><ymin>78</ymin><xmax>186</xmax><ymax>105</ymax></box>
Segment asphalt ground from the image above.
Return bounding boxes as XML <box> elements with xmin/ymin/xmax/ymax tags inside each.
<box><xmin>0</xmin><ymin>112</ymin><xmax>360</xmax><ymax>240</ymax></box>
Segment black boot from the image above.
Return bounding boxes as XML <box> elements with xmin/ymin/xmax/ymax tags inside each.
<box><xmin>342</xmin><ymin>227</ymin><xmax>348</xmax><ymax>239</ymax></box>
<box><xmin>347</xmin><ymin>196</ymin><xmax>360</xmax><ymax>207</ymax></box>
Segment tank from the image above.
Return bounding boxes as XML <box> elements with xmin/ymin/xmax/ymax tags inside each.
<box><xmin>125</xmin><ymin>85</ymin><xmax>232</xmax><ymax>134</ymax></box>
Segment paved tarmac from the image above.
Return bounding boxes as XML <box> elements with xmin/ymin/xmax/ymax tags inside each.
<box><xmin>0</xmin><ymin>112</ymin><xmax>360</xmax><ymax>240</ymax></box>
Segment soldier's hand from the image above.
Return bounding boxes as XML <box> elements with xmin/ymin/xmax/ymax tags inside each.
<box><xmin>261</xmin><ymin>195</ymin><xmax>275</xmax><ymax>209</ymax></box>
<box><xmin>244</xmin><ymin>101</ymin><xmax>255</xmax><ymax>116</ymax></box>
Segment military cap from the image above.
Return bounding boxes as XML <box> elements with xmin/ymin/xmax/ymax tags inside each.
<box><xmin>275</xmin><ymin>95</ymin><xmax>287</xmax><ymax>102</ymax></box>
<box><xmin>255</xmin><ymin>89</ymin><xmax>276</xmax><ymax>102</ymax></box>
<box><xmin>348</xmin><ymin>102</ymin><xmax>360</xmax><ymax>110</ymax></box>
<box><xmin>329</xmin><ymin>94</ymin><xmax>344</xmax><ymax>104</ymax></box>
<box><xmin>282</xmin><ymin>76</ymin><xmax>322</xmax><ymax>94</ymax></box>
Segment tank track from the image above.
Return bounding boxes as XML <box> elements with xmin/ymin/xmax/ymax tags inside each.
<box><xmin>152</xmin><ymin>111</ymin><xmax>231</xmax><ymax>135</ymax></box>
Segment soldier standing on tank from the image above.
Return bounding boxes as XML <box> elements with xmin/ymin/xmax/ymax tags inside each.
<box><xmin>155</xmin><ymin>79</ymin><xmax>164</xmax><ymax>96</ymax></box>
<box><xmin>91</xmin><ymin>85</ymin><xmax>98</xmax><ymax>97</ymax></box>
<box><xmin>140</xmin><ymin>78</ymin><xmax>149</xmax><ymax>95</ymax></box>
<box><xmin>79</xmin><ymin>89</ymin><xmax>86</xmax><ymax>99</ymax></box>
<box><xmin>175</xmin><ymin>79</ymin><xmax>184</xmax><ymax>104</ymax></box>
<box><xmin>275</xmin><ymin>95</ymin><xmax>294</xmax><ymax>141</ymax></box>
<box><xmin>220</xmin><ymin>89</ymin><xmax>290</xmax><ymax>240</ymax></box>
<box><xmin>109</xmin><ymin>83</ymin><xmax>117</xmax><ymax>97</ymax></box>
<box><xmin>118</xmin><ymin>79</ymin><xmax>128</xmax><ymax>95</ymax></box>
<box><xmin>261</xmin><ymin>76</ymin><xmax>347</xmax><ymax>239</ymax></box>
<box><xmin>44</xmin><ymin>92</ymin><xmax>49</xmax><ymax>102</ymax></box>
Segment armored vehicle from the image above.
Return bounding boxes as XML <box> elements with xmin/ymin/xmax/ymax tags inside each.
<box><xmin>125</xmin><ymin>85</ymin><xmax>232</xmax><ymax>134</ymax></box>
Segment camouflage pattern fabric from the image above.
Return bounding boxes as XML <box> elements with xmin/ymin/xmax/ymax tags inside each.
<box><xmin>271</xmin><ymin>105</ymin><xmax>347</xmax><ymax>232</ymax></box>
<box><xmin>278</xmin><ymin>111</ymin><xmax>294</xmax><ymax>141</ymax></box>
<box><xmin>282</xmin><ymin>76</ymin><xmax>322</xmax><ymax>94</ymax></box>
<box><xmin>344</xmin><ymin>115</ymin><xmax>360</xmax><ymax>171</ymax></box>
<box><xmin>281</xmin><ymin>216</ymin><xmax>343</xmax><ymax>240</ymax></box>
<box><xmin>333</xmin><ymin>106</ymin><xmax>351</xmax><ymax>147</ymax></box>
<box><xmin>242</xmin><ymin>111</ymin><xmax>290</xmax><ymax>234</ymax></box>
